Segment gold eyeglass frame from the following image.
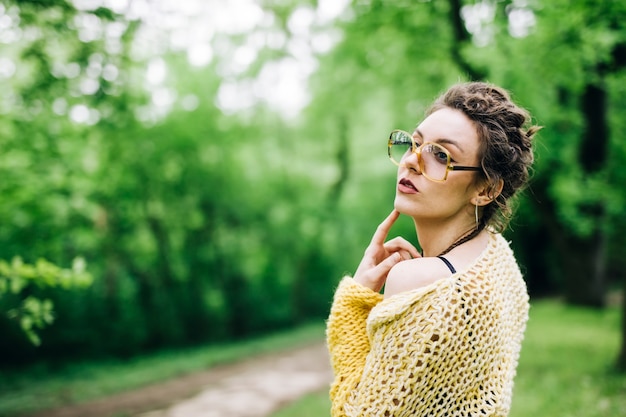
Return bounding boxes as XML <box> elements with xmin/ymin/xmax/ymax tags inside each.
<box><xmin>388</xmin><ymin>129</ymin><xmax>482</xmax><ymax>182</ymax></box>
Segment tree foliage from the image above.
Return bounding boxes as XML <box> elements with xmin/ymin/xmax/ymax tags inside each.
<box><xmin>0</xmin><ymin>0</ymin><xmax>625</xmax><ymax>370</ymax></box>
<box><xmin>0</xmin><ymin>257</ymin><xmax>91</xmax><ymax>345</ymax></box>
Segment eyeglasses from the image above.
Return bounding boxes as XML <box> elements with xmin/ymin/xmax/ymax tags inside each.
<box><xmin>388</xmin><ymin>130</ymin><xmax>482</xmax><ymax>182</ymax></box>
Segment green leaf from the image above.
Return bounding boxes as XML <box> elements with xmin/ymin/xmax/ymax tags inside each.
<box><xmin>24</xmin><ymin>329</ymin><xmax>41</xmax><ymax>346</ymax></box>
<box><xmin>9</xmin><ymin>276</ymin><xmax>26</xmax><ymax>294</ymax></box>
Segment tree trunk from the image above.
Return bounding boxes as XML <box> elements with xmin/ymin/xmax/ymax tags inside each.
<box><xmin>561</xmin><ymin>227</ymin><xmax>607</xmax><ymax>307</ymax></box>
<box><xmin>579</xmin><ymin>84</ymin><xmax>608</xmax><ymax>172</ymax></box>
<box><xmin>560</xmin><ymin>81</ymin><xmax>610</xmax><ymax>307</ymax></box>
<box><xmin>618</xmin><ymin>273</ymin><xmax>626</xmax><ymax>372</ymax></box>
<box><xmin>326</xmin><ymin>115</ymin><xmax>350</xmax><ymax>209</ymax></box>
<box><xmin>448</xmin><ymin>0</ymin><xmax>486</xmax><ymax>81</ymax></box>
<box><xmin>530</xmin><ymin>178</ymin><xmax>605</xmax><ymax>307</ymax></box>
<box><xmin>605</xmin><ymin>40</ymin><xmax>626</xmax><ymax>372</ymax></box>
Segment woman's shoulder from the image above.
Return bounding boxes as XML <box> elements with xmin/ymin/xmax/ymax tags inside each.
<box><xmin>383</xmin><ymin>256</ymin><xmax>453</xmax><ymax>299</ymax></box>
<box><xmin>383</xmin><ymin>231</ymin><xmax>504</xmax><ymax>300</ymax></box>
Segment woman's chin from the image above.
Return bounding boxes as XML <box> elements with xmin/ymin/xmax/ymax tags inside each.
<box><xmin>393</xmin><ymin>196</ymin><xmax>412</xmax><ymax>215</ymax></box>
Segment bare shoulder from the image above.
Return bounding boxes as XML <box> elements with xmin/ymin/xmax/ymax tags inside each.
<box><xmin>383</xmin><ymin>257</ymin><xmax>452</xmax><ymax>299</ymax></box>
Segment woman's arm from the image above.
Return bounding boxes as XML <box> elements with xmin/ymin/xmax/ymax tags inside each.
<box><xmin>326</xmin><ymin>278</ymin><xmax>383</xmax><ymax>417</ymax></box>
<box><xmin>326</xmin><ymin>210</ymin><xmax>419</xmax><ymax>416</ymax></box>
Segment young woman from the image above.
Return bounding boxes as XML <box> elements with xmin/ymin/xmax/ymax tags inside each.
<box><xmin>326</xmin><ymin>82</ymin><xmax>540</xmax><ymax>417</ymax></box>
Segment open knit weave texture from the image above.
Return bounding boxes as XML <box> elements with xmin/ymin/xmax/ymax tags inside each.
<box><xmin>326</xmin><ymin>233</ymin><xmax>529</xmax><ymax>417</ymax></box>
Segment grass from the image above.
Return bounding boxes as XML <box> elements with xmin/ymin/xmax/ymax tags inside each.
<box><xmin>0</xmin><ymin>322</ymin><xmax>325</xmax><ymax>417</ymax></box>
<box><xmin>511</xmin><ymin>300</ymin><xmax>625</xmax><ymax>417</ymax></box>
<box><xmin>271</xmin><ymin>300</ymin><xmax>626</xmax><ymax>417</ymax></box>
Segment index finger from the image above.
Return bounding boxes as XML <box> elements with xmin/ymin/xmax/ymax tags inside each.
<box><xmin>371</xmin><ymin>209</ymin><xmax>400</xmax><ymax>245</ymax></box>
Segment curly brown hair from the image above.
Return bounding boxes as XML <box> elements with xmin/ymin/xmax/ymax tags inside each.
<box><xmin>427</xmin><ymin>82</ymin><xmax>541</xmax><ymax>234</ymax></box>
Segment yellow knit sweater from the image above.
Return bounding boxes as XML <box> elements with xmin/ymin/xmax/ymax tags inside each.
<box><xmin>326</xmin><ymin>233</ymin><xmax>529</xmax><ymax>417</ymax></box>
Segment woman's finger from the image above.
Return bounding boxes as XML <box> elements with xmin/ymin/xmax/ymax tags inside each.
<box><xmin>371</xmin><ymin>252</ymin><xmax>403</xmax><ymax>281</ymax></box>
<box><xmin>370</xmin><ymin>209</ymin><xmax>400</xmax><ymax>246</ymax></box>
<box><xmin>359</xmin><ymin>252</ymin><xmax>403</xmax><ymax>292</ymax></box>
<box><xmin>383</xmin><ymin>237</ymin><xmax>421</xmax><ymax>259</ymax></box>
<box><xmin>397</xmin><ymin>249</ymin><xmax>413</xmax><ymax>261</ymax></box>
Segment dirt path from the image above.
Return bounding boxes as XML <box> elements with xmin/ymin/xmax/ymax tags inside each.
<box><xmin>25</xmin><ymin>341</ymin><xmax>332</xmax><ymax>417</ymax></box>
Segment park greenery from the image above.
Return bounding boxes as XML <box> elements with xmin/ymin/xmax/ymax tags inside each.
<box><xmin>0</xmin><ymin>0</ymin><xmax>625</xmax><ymax>378</ymax></box>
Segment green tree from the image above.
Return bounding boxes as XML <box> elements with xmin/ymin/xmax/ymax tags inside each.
<box><xmin>2</xmin><ymin>0</ymin><xmax>625</xmax><ymax>373</ymax></box>
<box><xmin>0</xmin><ymin>257</ymin><xmax>92</xmax><ymax>345</ymax></box>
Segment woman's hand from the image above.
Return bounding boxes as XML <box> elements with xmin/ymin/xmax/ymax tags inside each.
<box><xmin>353</xmin><ymin>209</ymin><xmax>421</xmax><ymax>292</ymax></box>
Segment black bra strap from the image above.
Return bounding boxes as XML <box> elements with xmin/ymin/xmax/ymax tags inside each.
<box><xmin>437</xmin><ymin>256</ymin><xmax>456</xmax><ymax>274</ymax></box>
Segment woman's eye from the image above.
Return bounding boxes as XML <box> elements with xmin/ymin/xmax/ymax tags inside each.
<box><xmin>425</xmin><ymin>144</ymin><xmax>449</xmax><ymax>164</ymax></box>
<box><xmin>434</xmin><ymin>151</ymin><xmax>448</xmax><ymax>162</ymax></box>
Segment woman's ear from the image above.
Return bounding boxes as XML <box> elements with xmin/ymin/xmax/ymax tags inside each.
<box><xmin>472</xmin><ymin>179</ymin><xmax>504</xmax><ymax>206</ymax></box>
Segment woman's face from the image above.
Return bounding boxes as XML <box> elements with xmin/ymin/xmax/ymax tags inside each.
<box><xmin>393</xmin><ymin>107</ymin><xmax>483</xmax><ymax>222</ymax></box>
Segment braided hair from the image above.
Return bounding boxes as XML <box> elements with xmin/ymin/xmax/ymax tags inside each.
<box><xmin>428</xmin><ymin>82</ymin><xmax>540</xmax><ymax>242</ymax></box>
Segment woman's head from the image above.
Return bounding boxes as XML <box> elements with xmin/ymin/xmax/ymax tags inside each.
<box><xmin>426</xmin><ymin>82</ymin><xmax>540</xmax><ymax>232</ymax></box>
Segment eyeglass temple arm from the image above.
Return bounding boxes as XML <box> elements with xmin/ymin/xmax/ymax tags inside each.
<box><xmin>449</xmin><ymin>165</ymin><xmax>482</xmax><ymax>171</ymax></box>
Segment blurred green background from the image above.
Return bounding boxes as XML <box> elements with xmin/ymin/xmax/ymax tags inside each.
<box><xmin>0</xmin><ymin>0</ymin><xmax>625</xmax><ymax>415</ymax></box>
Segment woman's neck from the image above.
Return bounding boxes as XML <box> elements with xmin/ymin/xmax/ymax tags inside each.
<box><xmin>414</xmin><ymin>217</ymin><xmax>477</xmax><ymax>257</ymax></box>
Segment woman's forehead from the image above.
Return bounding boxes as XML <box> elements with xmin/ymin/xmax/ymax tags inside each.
<box><xmin>415</xmin><ymin>108</ymin><xmax>479</xmax><ymax>150</ymax></box>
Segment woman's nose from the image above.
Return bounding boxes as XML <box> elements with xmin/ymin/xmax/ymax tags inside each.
<box><xmin>403</xmin><ymin>151</ymin><xmax>422</xmax><ymax>174</ymax></box>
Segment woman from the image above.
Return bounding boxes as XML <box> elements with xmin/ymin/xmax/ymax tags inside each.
<box><xmin>326</xmin><ymin>82</ymin><xmax>540</xmax><ymax>417</ymax></box>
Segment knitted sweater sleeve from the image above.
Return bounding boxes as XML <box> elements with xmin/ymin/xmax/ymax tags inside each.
<box><xmin>326</xmin><ymin>277</ymin><xmax>384</xmax><ymax>417</ymax></box>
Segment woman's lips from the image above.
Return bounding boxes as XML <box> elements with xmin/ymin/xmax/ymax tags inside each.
<box><xmin>398</xmin><ymin>178</ymin><xmax>418</xmax><ymax>194</ymax></box>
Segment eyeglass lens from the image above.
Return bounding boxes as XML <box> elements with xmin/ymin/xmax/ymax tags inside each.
<box><xmin>388</xmin><ymin>131</ymin><xmax>450</xmax><ymax>181</ymax></box>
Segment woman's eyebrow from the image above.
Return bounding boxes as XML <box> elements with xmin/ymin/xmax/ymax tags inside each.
<box><xmin>414</xmin><ymin>128</ymin><xmax>465</xmax><ymax>152</ymax></box>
